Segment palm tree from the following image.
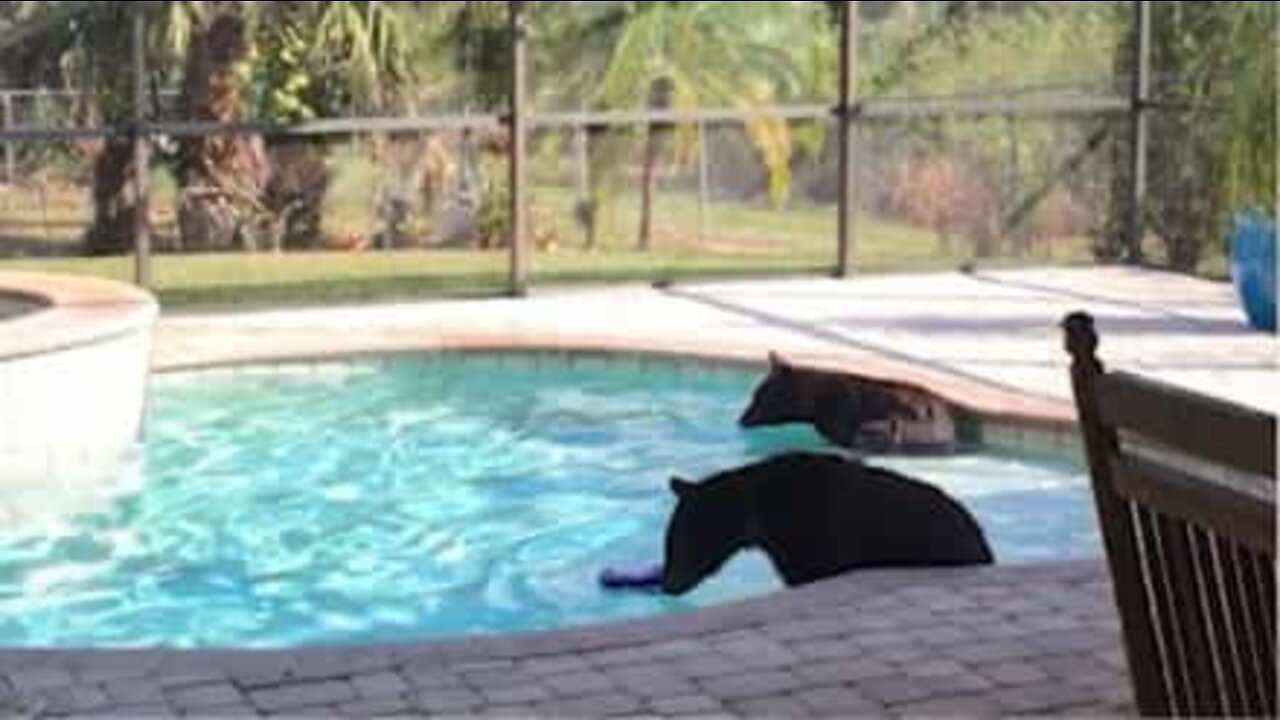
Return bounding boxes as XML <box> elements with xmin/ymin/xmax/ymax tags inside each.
<box><xmin>0</xmin><ymin>0</ymin><xmax>207</xmax><ymax>254</ymax></box>
<box><xmin>54</xmin><ymin>0</ymin><xmax>411</xmax><ymax>255</ymax></box>
<box><xmin>175</xmin><ymin>0</ymin><xmax>410</xmax><ymax>251</ymax></box>
<box><xmin>22</xmin><ymin>1</ymin><xmax>410</xmax><ymax>253</ymax></box>
<box><xmin>175</xmin><ymin>1</ymin><xmax>269</xmax><ymax>252</ymax></box>
<box><xmin>22</xmin><ymin>1</ymin><xmax>207</xmax><ymax>255</ymax></box>
<box><xmin>1</xmin><ymin>1</ymin><xmax>216</xmax><ymax>254</ymax></box>
<box><xmin>544</xmin><ymin>1</ymin><xmax>831</xmax><ymax>251</ymax></box>
<box><xmin>253</xmin><ymin>0</ymin><xmax>409</xmax><ymax>249</ymax></box>
<box><xmin>73</xmin><ymin>3</ymin><xmax>142</xmax><ymax>255</ymax></box>
<box><xmin>7</xmin><ymin>1</ymin><xmax>151</xmax><ymax>255</ymax></box>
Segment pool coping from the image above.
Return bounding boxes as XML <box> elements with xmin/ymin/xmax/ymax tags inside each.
<box><xmin>0</xmin><ymin>271</ymin><xmax>158</xmax><ymax>362</ymax></box>
<box><xmin>151</xmin><ymin>329</ymin><xmax>1079</xmax><ymax>428</ymax></box>
<box><xmin>151</xmin><ymin>332</ymin><xmax>1085</xmax><ymax>471</ymax></box>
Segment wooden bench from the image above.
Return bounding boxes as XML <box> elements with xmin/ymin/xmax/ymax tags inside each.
<box><xmin>1064</xmin><ymin>312</ymin><xmax>1276</xmax><ymax>717</ymax></box>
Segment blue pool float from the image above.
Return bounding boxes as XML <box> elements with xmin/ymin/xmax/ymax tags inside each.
<box><xmin>1229</xmin><ymin>210</ymin><xmax>1276</xmax><ymax>332</ymax></box>
<box><xmin>598</xmin><ymin>563</ymin><xmax>664</xmax><ymax>590</ymax></box>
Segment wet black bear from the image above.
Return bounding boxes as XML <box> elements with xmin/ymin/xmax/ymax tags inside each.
<box><xmin>740</xmin><ymin>353</ymin><xmax>958</xmax><ymax>453</ymax></box>
<box><xmin>660</xmin><ymin>452</ymin><xmax>993</xmax><ymax>595</ymax></box>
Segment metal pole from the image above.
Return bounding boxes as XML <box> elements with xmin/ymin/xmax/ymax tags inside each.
<box><xmin>835</xmin><ymin>0</ymin><xmax>860</xmax><ymax>277</ymax></box>
<box><xmin>132</xmin><ymin>4</ymin><xmax>151</xmax><ymax>288</ymax></box>
<box><xmin>2</xmin><ymin>93</ymin><xmax>14</xmax><ymax>187</ymax></box>
<box><xmin>34</xmin><ymin>86</ymin><xmax>47</xmax><ymax>127</ymax></box>
<box><xmin>697</xmin><ymin>118</ymin><xmax>709</xmax><ymax>243</ymax></box>
<box><xmin>33</xmin><ymin>87</ymin><xmax>49</xmax><ymax>242</ymax></box>
<box><xmin>507</xmin><ymin>0</ymin><xmax>528</xmax><ymax>296</ymax></box>
<box><xmin>575</xmin><ymin>109</ymin><xmax>589</xmax><ymax>208</ymax></box>
<box><xmin>1126</xmin><ymin>0</ymin><xmax>1151</xmax><ymax>265</ymax></box>
<box><xmin>35</xmin><ymin>83</ymin><xmax>49</xmax><ymax>233</ymax></box>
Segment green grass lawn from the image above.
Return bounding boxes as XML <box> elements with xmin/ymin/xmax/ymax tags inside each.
<box><xmin>0</xmin><ymin>248</ymin><xmax>831</xmax><ymax>308</ymax></box>
<box><xmin>0</xmin><ymin>176</ymin><xmax>1095</xmax><ymax>309</ymax></box>
<box><xmin>0</xmin><ymin>242</ymin><xmax>1092</xmax><ymax>310</ymax></box>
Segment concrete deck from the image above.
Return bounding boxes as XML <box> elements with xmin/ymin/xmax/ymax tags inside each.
<box><xmin>156</xmin><ymin>265</ymin><xmax>1277</xmax><ymax>416</ymax></box>
<box><xmin>3</xmin><ymin>266</ymin><xmax>1274</xmax><ymax>718</ymax></box>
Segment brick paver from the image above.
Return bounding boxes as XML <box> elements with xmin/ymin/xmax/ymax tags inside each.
<box><xmin>337</xmin><ymin>695</ymin><xmax>417</xmax><ymax>717</ymax></box>
<box><xmin>699</xmin><ymin>670</ymin><xmax>806</xmax><ymax>703</ymax></box>
<box><xmin>104</xmin><ymin>679</ymin><xmax>167</xmax><ymax>706</ymax></box>
<box><xmin>519</xmin><ymin>655</ymin><xmax>593</xmax><ymax>678</ymax></box>
<box><xmin>544</xmin><ymin>670</ymin><xmax>617</xmax><ymax>698</ymax></box>
<box><xmin>166</xmin><ymin>681</ymin><xmax>245</xmax><ymax>710</ymax></box>
<box><xmin>0</xmin><ymin>563</ymin><xmax>1131</xmax><ymax>718</ymax></box>
<box><xmin>607</xmin><ymin>663</ymin><xmax>699</xmax><ymax>699</ymax></box>
<box><xmin>729</xmin><ymin>693</ymin><xmax>814</xmax><ymax>717</ymax></box>
<box><xmin>249</xmin><ymin>679</ymin><xmax>358</xmax><ymax>713</ymax></box>
<box><xmin>537</xmin><ymin>691</ymin><xmax>646</xmax><ymax>716</ymax></box>
<box><xmin>410</xmin><ymin>687</ymin><xmax>485</xmax><ymax>714</ymax></box>
<box><xmin>351</xmin><ymin>671</ymin><xmax>411</xmax><ymax>699</ymax></box>
<box><xmin>648</xmin><ymin>693</ymin><xmax>726</xmax><ymax>715</ymax></box>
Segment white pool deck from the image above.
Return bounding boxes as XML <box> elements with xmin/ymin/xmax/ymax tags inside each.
<box><xmin>157</xmin><ymin>265</ymin><xmax>1278</xmax><ymax>416</ymax></box>
<box><xmin>1</xmin><ymin>265</ymin><xmax>1275</xmax><ymax>718</ymax></box>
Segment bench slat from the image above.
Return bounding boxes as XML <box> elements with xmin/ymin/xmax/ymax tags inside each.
<box><xmin>1110</xmin><ymin>454</ymin><xmax>1275</xmax><ymax>555</ymax></box>
<box><xmin>1096</xmin><ymin>372</ymin><xmax>1276</xmax><ymax>478</ymax></box>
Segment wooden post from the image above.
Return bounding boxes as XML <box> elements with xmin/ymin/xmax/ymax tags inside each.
<box><xmin>507</xmin><ymin>0</ymin><xmax>528</xmax><ymax>296</ymax></box>
<box><xmin>131</xmin><ymin>5</ymin><xmax>152</xmax><ymax>289</ymax></box>
<box><xmin>835</xmin><ymin>0</ymin><xmax>860</xmax><ymax>278</ymax></box>
<box><xmin>1126</xmin><ymin>0</ymin><xmax>1151</xmax><ymax>265</ymax></box>
<box><xmin>1062</xmin><ymin>312</ymin><xmax>1169</xmax><ymax>715</ymax></box>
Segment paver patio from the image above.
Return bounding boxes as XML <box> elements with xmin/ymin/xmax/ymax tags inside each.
<box><xmin>3</xmin><ymin>266</ymin><xmax>1274</xmax><ymax>717</ymax></box>
<box><xmin>1</xmin><ymin>563</ymin><xmax>1128</xmax><ymax>718</ymax></box>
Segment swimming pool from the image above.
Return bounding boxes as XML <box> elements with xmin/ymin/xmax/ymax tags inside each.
<box><xmin>0</xmin><ymin>293</ymin><xmax>40</xmax><ymax>321</ymax></box>
<box><xmin>0</xmin><ymin>353</ymin><xmax>1098</xmax><ymax>648</ymax></box>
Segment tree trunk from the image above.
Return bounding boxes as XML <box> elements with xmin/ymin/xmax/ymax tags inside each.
<box><xmin>264</xmin><ymin>140</ymin><xmax>330</xmax><ymax>250</ymax></box>
<box><xmin>177</xmin><ymin>9</ymin><xmax>268</xmax><ymax>252</ymax></box>
<box><xmin>82</xmin><ymin>6</ymin><xmax>135</xmax><ymax>256</ymax></box>
<box><xmin>638</xmin><ymin>125</ymin><xmax>658</xmax><ymax>252</ymax></box>
<box><xmin>1165</xmin><ymin>235</ymin><xmax>1203</xmax><ymax>272</ymax></box>
<box><xmin>637</xmin><ymin>78</ymin><xmax>674</xmax><ymax>252</ymax></box>
<box><xmin>900</xmin><ymin>1</ymin><xmax>918</xmax><ymax>25</ymax></box>
<box><xmin>85</xmin><ymin>141</ymin><xmax>138</xmax><ymax>255</ymax></box>
<box><xmin>580</xmin><ymin>124</ymin><xmax>614</xmax><ymax>251</ymax></box>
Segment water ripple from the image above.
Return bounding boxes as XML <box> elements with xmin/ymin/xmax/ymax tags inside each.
<box><xmin>0</xmin><ymin>354</ymin><xmax>1096</xmax><ymax>647</ymax></box>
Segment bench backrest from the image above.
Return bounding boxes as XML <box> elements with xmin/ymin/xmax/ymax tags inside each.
<box><xmin>1064</xmin><ymin>312</ymin><xmax>1276</xmax><ymax>717</ymax></box>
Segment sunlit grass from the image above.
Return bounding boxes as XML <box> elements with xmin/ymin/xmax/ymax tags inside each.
<box><xmin>0</xmin><ymin>175</ymin><xmax>1095</xmax><ymax>308</ymax></box>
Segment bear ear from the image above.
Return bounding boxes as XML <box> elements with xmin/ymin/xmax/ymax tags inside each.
<box><xmin>670</xmin><ymin>477</ymin><xmax>697</xmax><ymax>497</ymax></box>
<box><xmin>768</xmin><ymin>351</ymin><xmax>790</xmax><ymax>371</ymax></box>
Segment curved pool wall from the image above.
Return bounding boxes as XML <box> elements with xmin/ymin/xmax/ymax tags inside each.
<box><xmin>0</xmin><ymin>352</ymin><xmax>1092</xmax><ymax>648</ymax></box>
<box><xmin>0</xmin><ymin>291</ymin><xmax>43</xmax><ymax>321</ymax></box>
<box><xmin>0</xmin><ymin>272</ymin><xmax>157</xmax><ymax>527</ymax></box>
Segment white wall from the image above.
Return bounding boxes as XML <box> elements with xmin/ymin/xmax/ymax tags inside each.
<box><xmin>0</xmin><ymin>325</ymin><xmax>153</xmax><ymax>528</ymax></box>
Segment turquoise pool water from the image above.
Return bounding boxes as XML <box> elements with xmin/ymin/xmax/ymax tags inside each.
<box><xmin>0</xmin><ymin>354</ymin><xmax>1098</xmax><ymax>648</ymax></box>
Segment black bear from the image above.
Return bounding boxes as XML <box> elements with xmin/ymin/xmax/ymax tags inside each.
<box><xmin>740</xmin><ymin>353</ymin><xmax>958</xmax><ymax>453</ymax></box>
<box><xmin>661</xmin><ymin>452</ymin><xmax>993</xmax><ymax>595</ymax></box>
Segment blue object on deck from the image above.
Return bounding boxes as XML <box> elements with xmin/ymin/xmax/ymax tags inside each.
<box><xmin>599</xmin><ymin>563</ymin><xmax>664</xmax><ymax>590</ymax></box>
<box><xmin>1229</xmin><ymin>210</ymin><xmax>1277</xmax><ymax>332</ymax></box>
